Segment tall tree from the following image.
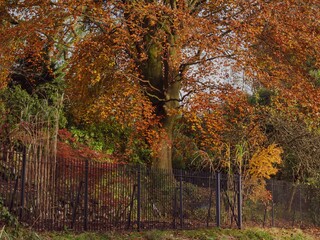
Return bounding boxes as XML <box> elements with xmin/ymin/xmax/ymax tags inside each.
<box><xmin>0</xmin><ymin>0</ymin><xmax>319</xmax><ymax>170</ymax></box>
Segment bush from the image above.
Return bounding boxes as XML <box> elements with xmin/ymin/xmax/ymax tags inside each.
<box><xmin>0</xmin><ymin>198</ymin><xmax>18</xmax><ymax>227</ymax></box>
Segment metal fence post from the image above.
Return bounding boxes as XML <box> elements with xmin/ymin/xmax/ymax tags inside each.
<box><xmin>84</xmin><ymin>159</ymin><xmax>89</xmax><ymax>231</ymax></box>
<box><xmin>216</xmin><ymin>172</ymin><xmax>221</xmax><ymax>227</ymax></box>
<box><xmin>137</xmin><ymin>164</ymin><xmax>141</xmax><ymax>231</ymax></box>
<box><xmin>299</xmin><ymin>185</ymin><xmax>302</xmax><ymax>227</ymax></box>
<box><xmin>179</xmin><ymin>169</ymin><xmax>183</xmax><ymax>229</ymax></box>
<box><xmin>207</xmin><ymin>174</ymin><xmax>213</xmax><ymax>227</ymax></box>
<box><xmin>237</xmin><ymin>174</ymin><xmax>242</xmax><ymax>229</ymax></box>
<box><xmin>72</xmin><ymin>181</ymin><xmax>83</xmax><ymax>229</ymax></box>
<box><xmin>19</xmin><ymin>146</ymin><xmax>27</xmax><ymax>220</ymax></box>
<box><xmin>173</xmin><ymin>188</ymin><xmax>177</xmax><ymax>229</ymax></box>
<box><xmin>271</xmin><ymin>179</ymin><xmax>275</xmax><ymax>227</ymax></box>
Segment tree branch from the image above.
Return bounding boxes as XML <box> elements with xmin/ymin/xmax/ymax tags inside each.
<box><xmin>180</xmin><ymin>54</ymin><xmax>235</xmax><ymax>70</ymax></box>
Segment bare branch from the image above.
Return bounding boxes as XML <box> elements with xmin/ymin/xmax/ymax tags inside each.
<box><xmin>180</xmin><ymin>54</ymin><xmax>235</xmax><ymax>69</ymax></box>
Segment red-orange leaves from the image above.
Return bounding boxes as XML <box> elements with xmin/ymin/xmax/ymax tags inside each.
<box><xmin>1</xmin><ymin>0</ymin><xmax>319</xmax><ymax>170</ymax></box>
<box><xmin>183</xmin><ymin>85</ymin><xmax>266</xmax><ymax>171</ymax></box>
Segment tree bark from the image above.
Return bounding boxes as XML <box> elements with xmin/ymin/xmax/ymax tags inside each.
<box><xmin>141</xmin><ymin>51</ymin><xmax>181</xmax><ymax>170</ymax></box>
<box><xmin>136</xmin><ymin>8</ymin><xmax>181</xmax><ymax>171</ymax></box>
<box><xmin>288</xmin><ymin>184</ymin><xmax>297</xmax><ymax>213</ymax></box>
<box><xmin>153</xmin><ymin>81</ymin><xmax>181</xmax><ymax>171</ymax></box>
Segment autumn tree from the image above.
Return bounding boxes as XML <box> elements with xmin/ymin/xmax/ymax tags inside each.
<box><xmin>0</xmin><ymin>0</ymin><xmax>319</xmax><ymax>171</ymax></box>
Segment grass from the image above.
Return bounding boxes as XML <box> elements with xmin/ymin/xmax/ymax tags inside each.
<box><xmin>0</xmin><ymin>226</ymin><xmax>317</xmax><ymax>240</ymax></box>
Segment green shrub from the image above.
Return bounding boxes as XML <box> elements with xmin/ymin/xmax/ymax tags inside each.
<box><xmin>0</xmin><ymin>198</ymin><xmax>18</xmax><ymax>227</ymax></box>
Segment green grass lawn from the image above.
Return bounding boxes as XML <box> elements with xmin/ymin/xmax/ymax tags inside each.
<box><xmin>0</xmin><ymin>226</ymin><xmax>318</xmax><ymax>240</ymax></box>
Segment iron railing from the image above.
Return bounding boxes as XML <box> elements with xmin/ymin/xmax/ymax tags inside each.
<box><xmin>244</xmin><ymin>179</ymin><xmax>320</xmax><ymax>228</ymax></box>
<box><xmin>0</xmin><ymin>148</ymin><xmax>242</xmax><ymax>231</ymax></box>
<box><xmin>0</xmin><ymin>147</ymin><xmax>319</xmax><ymax>231</ymax></box>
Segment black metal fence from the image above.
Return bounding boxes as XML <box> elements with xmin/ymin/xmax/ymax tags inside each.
<box><xmin>0</xmin><ymin>148</ymin><xmax>242</xmax><ymax>231</ymax></box>
<box><xmin>0</xmin><ymin>148</ymin><xmax>319</xmax><ymax>231</ymax></box>
<box><xmin>244</xmin><ymin>179</ymin><xmax>320</xmax><ymax>229</ymax></box>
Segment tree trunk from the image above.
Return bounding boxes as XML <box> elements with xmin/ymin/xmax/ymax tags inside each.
<box><xmin>139</xmin><ymin>21</ymin><xmax>181</xmax><ymax>171</ymax></box>
<box><xmin>141</xmin><ymin>55</ymin><xmax>180</xmax><ymax>170</ymax></box>
<box><xmin>157</xmin><ymin>127</ymin><xmax>173</xmax><ymax>171</ymax></box>
<box><xmin>153</xmin><ymin>81</ymin><xmax>181</xmax><ymax>171</ymax></box>
<box><xmin>288</xmin><ymin>184</ymin><xmax>297</xmax><ymax>213</ymax></box>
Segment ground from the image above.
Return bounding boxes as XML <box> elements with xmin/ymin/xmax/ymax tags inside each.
<box><xmin>0</xmin><ymin>226</ymin><xmax>319</xmax><ymax>240</ymax></box>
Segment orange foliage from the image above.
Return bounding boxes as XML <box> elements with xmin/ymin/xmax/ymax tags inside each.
<box><xmin>0</xmin><ymin>0</ymin><xmax>319</xmax><ymax>169</ymax></box>
<box><xmin>184</xmin><ymin>86</ymin><xmax>266</xmax><ymax>168</ymax></box>
<box><xmin>248</xmin><ymin>144</ymin><xmax>283</xmax><ymax>180</ymax></box>
<box><xmin>243</xmin><ymin>144</ymin><xmax>283</xmax><ymax>203</ymax></box>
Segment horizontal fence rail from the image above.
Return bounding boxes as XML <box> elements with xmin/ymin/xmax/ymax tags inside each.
<box><xmin>0</xmin><ymin>147</ymin><xmax>319</xmax><ymax>231</ymax></box>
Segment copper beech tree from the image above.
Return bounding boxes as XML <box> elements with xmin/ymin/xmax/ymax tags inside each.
<box><xmin>0</xmin><ymin>0</ymin><xmax>319</xmax><ymax>171</ymax></box>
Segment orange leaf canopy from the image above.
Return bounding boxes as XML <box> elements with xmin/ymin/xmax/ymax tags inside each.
<box><xmin>0</xmin><ymin>0</ymin><xmax>319</xmax><ymax>168</ymax></box>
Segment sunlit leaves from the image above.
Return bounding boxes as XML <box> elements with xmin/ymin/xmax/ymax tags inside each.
<box><xmin>0</xmin><ymin>0</ymin><xmax>319</xmax><ymax>171</ymax></box>
<box><xmin>183</xmin><ymin>85</ymin><xmax>267</xmax><ymax>172</ymax></box>
<box><xmin>248</xmin><ymin>144</ymin><xmax>283</xmax><ymax>180</ymax></box>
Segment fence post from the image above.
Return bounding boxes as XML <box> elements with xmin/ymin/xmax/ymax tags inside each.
<box><xmin>216</xmin><ymin>172</ymin><xmax>221</xmax><ymax>227</ymax></box>
<box><xmin>84</xmin><ymin>159</ymin><xmax>89</xmax><ymax>231</ymax></box>
<box><xmin>207</xmin><ymin>174</ymin><xmax>213</xmax><ymax>227</ymax></box>
<box><xmin>179</xmin><ymin>169</ymin><xmax>183</xmax><ymax>229</ymax></box>
<box><xmin>19</xmin><ymin>146</ymin><xmax>27</xmax><ymax>220</ymax></box>
<box><xmin>173</xmin><ymin>188</ymin><xmax>177</xmax><ymax>229</ymax></box>
<box><xmin>271</xmin><ymin>179</ymin><xmax>275</xmax><ymax>227</ymax></box>
<box><xmin>72</xmin><ymin>181</ymin><xmax>83</xmax><ymax>229</ymax></box>
<box><xmin>237</xmin><ymin>174</ymin><xmax>242</xmax><ymax>229</ymax></box>
<box><xmin>299</xmin><ymin>185</ymin><xmax>302</xmax><ymax>227</ymax></box>
<box><xmin>137</xmin><ymin>164</ymin><xmax>141</xmax><ymax>231</ymax></box>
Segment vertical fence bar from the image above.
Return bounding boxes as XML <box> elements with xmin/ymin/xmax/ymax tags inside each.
<box><xmin>108</xmin><ymin>164</ymin><xmax>111</xmax><ymax>230</ymax></box>
<box><xmin>216</xmin><ymin>172</ymin><xmax>221</xmax><ymax>227</ymax></box>
<box><xmin>84</xmin><ymin>159</ymin><xmax>89</xmax><ymax>231</ymax></box>
<box><xmin>237</xmin><ymin>174</ymin><xmax>242</xmax><ymax>229</ymax></box>
<box><xmin>127</xmin><ymin>184</ymin><xmax>137</xmax><ymax>229</ymax></box>
<box><xmin>72</xmin><ymin>181</ymin><xmax>83</xmax><ymax>229</ymax></box>
<box><xmin>179</xmin><ymin>169</ymin><xmax>183</xmax><ymax>229</ymax></box>
<box><xmin>207</xmin><ymin>174</ymin><xmax>213</xmax><ymax>227</ymax></box>
<box><xmin>263</xmin><ymin>207</ymin><xmax>267</xmax><ymax>227</ymax></box>
<box><xmin>271</xmin><ymin>179</ymin><xmax>275</xmax><ymax>227</ymax></box>
<box><xmin>19</xmin><ymin>146</ymin><xmax>27</xmax><ymax>220</ymax></box>
<box><xmin>9</xmin><ymin>177</ymin><xmax>19</xmax><ymax>211</ymax></box>
<box><xmin>137</xmin><ymin>164</ymin><xmax>141</xmax><ymax>231</ymax></box>
<box><xmin>299</xmin><ymin>185</ymin><xmax>302</xmax><ymax>227</ymax></box>
<box><xmin>173</xmin><ymin>188</ymin><xmax>177</xmax><ymax>229</ymax></box>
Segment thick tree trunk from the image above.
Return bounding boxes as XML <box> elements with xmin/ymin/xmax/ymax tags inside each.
<box><xmin>140</xmin><ymin>24</ymin><xmax>181</xmax><ymax>171</ymax></box>
<box><xmin>153</xmin><ymin>81</ymin><xmax>181</xmax><ymax>171</ymax></box>
<box><xmin>157</xmin><ymin>122</ymin><xmax>174</xmax><ymax>171</ymax></box>
<box><xmin>141</xmin><ymin>59</ymin><xmax>180</xmax><ymax>171</ymax></box>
